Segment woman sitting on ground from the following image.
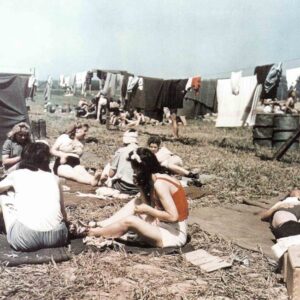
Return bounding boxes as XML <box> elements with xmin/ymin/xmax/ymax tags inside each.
<box><xmin>87</xmin><ymin>147</ymin><xmax>189</xmax><ymax>248</ymax></box>
<box><xmin>147</xmin><ymin>136</ymin><xmax>198</xmax><ymax>179</ymax></box>
<box><xmin>260</xmin><ymin>189</ymin><xmax>300</xmax><ymax>239</ymax></box>
<box><xmin>51</xmin><ymin>123</ymin><xmax>100</xmax><ymax>186</ymax></box>
<box><xmin>0</xmin><ymin>142</ymin><xmax>69</xmax><ymax>251</ymax></box>
<box><xmin>2</xmin><ymin>122</ymin><xmax>32</xmax><ymax>174</ymax></box>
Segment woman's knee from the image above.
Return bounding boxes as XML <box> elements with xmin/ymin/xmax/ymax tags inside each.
<box><xmin>122</xmin><ymin>215</ymin><xmax>140</xmax><ymax>228</ymax></box>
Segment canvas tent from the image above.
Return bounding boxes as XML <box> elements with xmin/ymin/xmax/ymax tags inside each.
<box><xmin>0</xmin><ymin>73</ymin><xmax>30</xmax><ymax>159</ymax></box>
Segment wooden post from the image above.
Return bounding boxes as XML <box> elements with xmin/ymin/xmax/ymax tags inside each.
<box><xmin>273</xmin><ymin>125</ymin><xmax>300</xmax><ymax>161</ymax></box>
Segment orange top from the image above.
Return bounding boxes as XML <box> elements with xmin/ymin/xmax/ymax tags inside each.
<box><xmin>155</xmin><ymin>177</ymin><xmax>189</xmax><ymax>222</ymax></box>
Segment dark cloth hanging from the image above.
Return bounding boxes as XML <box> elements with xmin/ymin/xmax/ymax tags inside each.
<box><xmin>181</xmin><ymin>79</ymin><xmax>217</xmax><ymax>116</ymax></box>
<box><xmin>143</xmin><ymin>77</ymin><xmax>164</xmax><ymax>110</ymax></box>
<box><xmin>0</xmin><ymin>74</ymin><xmax>30</xmax><ymax>155</ymax></box>
<box><xmin>96</xmin><ymin>70</ymin><xmax>107</xmax><ymax>81</ymax></box>
<box><xmin>254</xmin><ymin>64</ymin><xmax>280</xmax><ymax>99</ymax></box>
<box><xmin>198</xmin><ymin>79</ymin><xmax>217</xmax><ymax>109</ymax></box>
<box><xmin>276</xmin><ymin>75</ymin><xmax>288</xmax><ymax>100</ymax></box>
<box><xmin>254</xmin><ymin>64</ymin><xmax>273</xmax><ymax>85</ymax></box>
<box><xmin>158</xmin><ymin>79</ymin><xmax>188</xmax><ymax>109</ymax></box>
<box><xmin>129</xmin><ymin>77</ymin><xmax>164</xmax><ymax>110</ymax></box>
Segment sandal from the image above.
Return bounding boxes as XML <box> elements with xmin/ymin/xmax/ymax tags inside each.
<box><xmin>88</xmin><ymin>220</ymin><xmax>103</xmax><ymax>228</ymax></box>
<box><xmin>68</xmin><ymin>221</ymin><xmax>89</xmax><ymax>238</ymax></box>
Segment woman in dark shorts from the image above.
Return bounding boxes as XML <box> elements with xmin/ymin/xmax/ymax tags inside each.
<box><xmin>50</xmin><ymin>123</ymin><xmax>100</xmax><ymax>186</ymax></box>
<box><xmin>260</xmin><ymin>189</ymin><xmax>300</xmax><ymax>239</ymax></box>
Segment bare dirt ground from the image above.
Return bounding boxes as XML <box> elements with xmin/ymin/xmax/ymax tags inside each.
<box><xmin>1</xmin><ymin>91</ymin><xmax>299</xmax><ymax>299</ymax></box>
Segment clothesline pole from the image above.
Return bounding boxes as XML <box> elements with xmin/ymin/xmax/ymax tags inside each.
<box><xmin>273</xmin><ymin>125</ymin><xmax>300</xmax><ymax>160</ymax></box>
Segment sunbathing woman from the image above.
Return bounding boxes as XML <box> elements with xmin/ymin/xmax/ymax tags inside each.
<box><xmin>2</xmin><ymin>122</ymin><xmax>32</xmax><ymax>174</ymax></box>
<box><xmin>88</xmin><ymin>147</ymin><xmax>189</xmax><ymax>248</ymax></box>
<box><xmin>0</xmin><ymin>142</ymin><xmax>69</xmax><ymax>251</ymax></box>
<box><xmin>51</xmin><ymin>123</ymin><xmax>100</xmax><ymax>186</ymax></box>
<box><xmin>260</xmin><ymin>189</ymin><xmax>300</xmax><ymax>239</ymax></box>
<box><xmin>147</xmin><ymin>136</ymin><xmax>198</xmax><ymax>179</ymax></box>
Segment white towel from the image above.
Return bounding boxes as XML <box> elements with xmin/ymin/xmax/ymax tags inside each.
<box><xmin>272</xmin><ymin>234</ymin><xmax>300</xmax><ymax>259</ymax></box>
<box><xmin>231</xmin><ymin>71</ymin><xmax>242</xmax><ymax>95</ymax></box>
<box><xmin>216</xmin><ymin>75</ymin><xmax>257</xmax><ymax>127</ymax></box>
<box><xmin>286</xmin><ymin>67</ymin><xmax>300</xmax><ymax>89</ymax></box>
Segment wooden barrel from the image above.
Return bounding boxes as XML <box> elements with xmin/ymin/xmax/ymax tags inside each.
<box><xmin>273</xmin><ymin>115</ymin><xmax>300</xmax><ymax>150</ymax></box>
<box><xmin>38</xmin><ymin>119</ymin><xmax>47</xmax><ymax>139</ymax></box>
<box><xmin>253</xmin><ymin>113</ymin><xmax>274</xmax><ymax>147</ymax></box>
<box><xmin>31</xmin><ymin>120</ymin><xmax>40</xmax><ymax>140</ymax></box>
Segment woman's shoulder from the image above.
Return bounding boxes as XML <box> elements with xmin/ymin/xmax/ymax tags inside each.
<box><xmin>154</xmin><ymin>173</ymin><xmax>180</xmax><ymax>186</ymax></box>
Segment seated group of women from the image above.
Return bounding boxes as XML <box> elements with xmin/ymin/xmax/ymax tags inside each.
<box><xmin>0</xmin><ymin>122</ymin><xmax>189</xmax><ymax>252</ymax></box>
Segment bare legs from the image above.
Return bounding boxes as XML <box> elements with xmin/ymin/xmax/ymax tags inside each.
<box><xmin>88</xmin><ymin>197</ymin><xmax>163</xmax><ymax>247</ymax></box>
<box><xmin>88</xmin><ymin>215</ymin><xmax>163</xmax><ymax>247</ymax></box>
<box><xmin>57</xmin><ymin>165</ymin><xmax>101</xmax><ymax>186</ymax></box>
<box><xmin>170</xmin><ymin>112</ymin><xmax>179</xmax><ymax>138</ymax></box>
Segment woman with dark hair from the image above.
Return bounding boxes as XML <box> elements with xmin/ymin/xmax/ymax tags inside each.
<box><xmin>147</xmin><ymin>136</ymin><xmax>198</xmax><ymax>179</ymax></box>
<box><xmin>51</xmin><ymin>122</ymin><xmax>100</xmax><ymax>185</ymax></box>
<box><xmin>87</xmin><ymin>147</ymin><xmax>189</xmax><ymax>248</ymax></box>
<box><xmin>2</xmin><ymin>122</ymin><xmax>32</xmax><ymax>173</ymax></box>
<box><xmin>0</xmin><ymin>142</ymin><xmax>69</xmax><ymax>251</ymax></box>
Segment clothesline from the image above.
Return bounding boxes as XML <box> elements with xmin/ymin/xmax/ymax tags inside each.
<box><xmin>201</xmin><ymin>56</ymin><xmax>300</xmax><ymax>79</ymax></box>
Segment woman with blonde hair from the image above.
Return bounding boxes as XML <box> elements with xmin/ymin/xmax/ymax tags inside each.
<box><xmin>2</xmin><ymin>122</ymin><xmax>31</xmax><ymax>173</ymax></box>
<box><xmin>51</xmin><ymin>122</ymin><xmax>100</xmax><ymax>186</ymax></box>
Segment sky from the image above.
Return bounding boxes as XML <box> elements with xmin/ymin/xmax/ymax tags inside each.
<box><xmin>0</xmin><ymin>0</ymin><xmax>300</xmax><ymax>80</ymax></box>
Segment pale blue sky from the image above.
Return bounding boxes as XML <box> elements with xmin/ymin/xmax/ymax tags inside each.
<box><xmin>0</xmin><ymin>0</ymin><xmax>299</xmax><ymax>79</ymax></box>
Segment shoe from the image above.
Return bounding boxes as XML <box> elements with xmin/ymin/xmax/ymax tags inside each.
<box><xmin>68</xmin><ymin>221</ymin><xmax>89</xmax><ymax>238</ymax></box>
<box><xmin>187</xmin><ymin>172</ymin><xmax>199</xmax><ymax>179</ymax></box>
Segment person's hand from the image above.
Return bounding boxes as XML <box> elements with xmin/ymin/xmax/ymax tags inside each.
<box><xmin>60</xmin><ymin>154</ymin><xmax>68</xmax><ymax>164</ymax></box>
<box><xmin>134</xmin><ymin>204</ymin><xmax>151</xmax><ymax>215</ymax></box>
<box><xmin>280</xmin><ymin>202</ymin><xmax>296</xmax><ymax>209</ymax></box>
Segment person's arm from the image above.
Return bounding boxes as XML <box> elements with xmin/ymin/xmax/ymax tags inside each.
<box><xmin>0</xmin><ymin>175</ymin><xmax>13</xmax><ymax>193</ymax></box>
<box><xmin>58</xmin><ymin>183</ymin><xmax>68</xmax><ymax>221</ymax></box>
<box><xmin>50</xmin><ymin>136</ymin><xmax>68</xmax><ymax>163</ymax></box>
<box><xmin>2</xmin><ymin>154</ymin><xmax>21</xmax><ymax>168</ymax></box>
<box><xmin>260</xmin><ymin>201</ymin><xmax>296</xmax><ymax>221</ymax></box>
<box><xmin>109</xmin><ymin>151</ymin><xmax>120</xmax><ymax>178</ymax></box>
<box><xmin>135</xmin><ymin>181</ymin><xmax>179</xmax><ymax>222</ymax></box>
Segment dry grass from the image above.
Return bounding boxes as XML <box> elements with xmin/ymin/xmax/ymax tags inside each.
<box><xmin>0</xmin><ymin>92</ymin><xmax>296</xmax><ymax>299</ymax></box>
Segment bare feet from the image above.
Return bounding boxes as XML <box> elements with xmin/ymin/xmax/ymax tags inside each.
<box><xmin>91</xmin><ymin>169</ymin><xmax>103</xmax><ymax>186</ymax></box>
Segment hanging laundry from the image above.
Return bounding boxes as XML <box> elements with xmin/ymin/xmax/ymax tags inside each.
<box><xmin>264</xmin><ymin>62</ymin><xmax>282</xmax><ymax>93</ymax></box>
<box><xmin>276</xmin><ymin>76</ymin><xmax>288</xmax><ymax>100</ymax></box>
<box><xmin>286</xmin><ymin>67</ymin><xmax>300</xmax><ymax>90</ymax></box>
<box><xmin>127</xmin><ymin>76</ymin><xmax>139</xmax><ymax>93</ymax></box>
<box><xmin>216</xmin><ymin>75</ymin><xmax>257</xmax><ymax>127</ymax></box>
<box><xmin>254</xmin><ymin>64</ymin><xmax>273</xmax><ymax>84</ymax></box>
<box><xmin>230</xmin><ymin>71</ymin><xmax>242</xmax><ymax>95</ymax></box>
<box><xmin>158</xmin><ymin>79</ymin><xmax>188</xmax><ymax>109</ymax></box>
<box><xmin>254</xmin><ymin>63</ymin><xmax>280</xmax><ymax>99</ymax></box>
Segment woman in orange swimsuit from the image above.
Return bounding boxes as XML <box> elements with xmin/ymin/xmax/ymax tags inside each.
<box><xmin>88</xmin><ymin>147</ymin><xmax>189</xmax><ymax>247</ymax></box>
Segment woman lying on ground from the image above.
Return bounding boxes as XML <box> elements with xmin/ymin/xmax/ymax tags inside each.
<box><xmin>0</xmin><ymin>142</ymin><xmax>69</xmax><ymax>251</ymax></box>
<box><xmin>2</xmin><ymin>122</ymin><xmax>32</xmax><ymax>174</ymax></box>
<box><xmin>87</xmin><ymin>147</ymin><xmax>189</xmax><ymax>248</ymax></box>
<box><xmin>50</xmin><ymin>123</ymin><xmax>100</xmax><ymax>186</ymax></box>
<box><xmin>147</xmin><ymin>136</ymin><xmax>198</xmax><ymax>179</ymax></box>
<box><xmin>260</xmin><ymin>189</ymin><xmax>300</xmax><ymax>239</ymax></box>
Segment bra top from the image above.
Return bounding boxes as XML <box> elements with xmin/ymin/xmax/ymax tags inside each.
<box><xmin>154</xmin><ymin>176</ymin><xmax>188</xmax><ymax>222</ymax></box>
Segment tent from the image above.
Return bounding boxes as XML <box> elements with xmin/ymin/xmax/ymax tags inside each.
<box><xmin>0</xmin><ymin>73</ymin><xmax>30</xmax><ymax>159</ymax></box>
